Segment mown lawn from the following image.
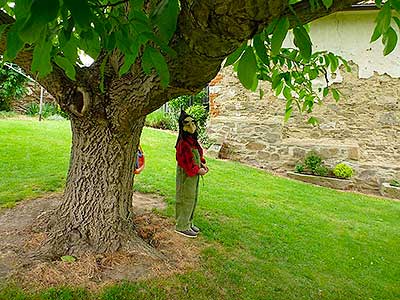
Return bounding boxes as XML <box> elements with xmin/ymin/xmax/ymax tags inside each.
<box><xmin>1</xmin><ymin>118</ymin><xmax>399</xmax><ymax>300</ymax></box>
<box><xmin>0</xmin><ymin>119</ymin><xmax>71</xmax><ymax>207</ymax></box>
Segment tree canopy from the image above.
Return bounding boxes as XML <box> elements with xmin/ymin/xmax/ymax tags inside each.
<box><xmin>1</xmin><ymin>0</ymin><xmax>395</xmax><ymax>118</ymax></box>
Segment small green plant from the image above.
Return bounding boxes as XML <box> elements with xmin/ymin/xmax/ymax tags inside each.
<box><xmin>389</xmin><ymin>179</ymin><xmax>400</xmax><ymax>187</ymax></box>
<box><xmin>295</xmin><ymin>164</ymin><xmax>304</xmax><ymax>173</ymax></box>
<box><xmin>25</xmin><ymin>102</ymin><xmax>40</xmax><ymax>116</ymax></box>
<box><xmin>314</xmin><ymin>165</ymin><xmax>330</xmax><ymax>177</ymax></box>
<box><xmin>333</xmin><ymin>163</ymin><xmax>353</xmax><ymax>179</ymax></box>
<box><xmin>304</xmin><ymin>152</ymin><xmax>322</xmax><ymax>174</ymax></box>
<box><xmin>25</xmin><ymin>102</ymin><xmax>66</xmax><ymax>119</ymax></box>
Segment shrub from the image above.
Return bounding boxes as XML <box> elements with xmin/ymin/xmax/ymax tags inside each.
<box><xmin>145</xmin><ymin>110</ymin><xmax>177</xmax><ymax>130</ymax></box>
<box><xmin>314</xmin><ymin>165</ymin><xmax>330</xmax><ymax>177</ymax></box>
<box><xmin>304</xmin><ymin>152</ymin><xmax>322</xmax><ymax>174</ymax></box>
<box><xmin>390</xmin><ymin>179</ymin><xmax>400</xmax><ymax>187</ymax></box>
<box><xmin>333</xmin><ymin>163</ymin><xmax>353</xmax><ymax>179</ymax></box>
<box><xmin>0</xmin><ymin>63</ymin><xmax>28</xmax><ymax>111</ymax></box>
<box><xmin>186</xmin><ymin>104</ymin><xmax>208</xmax><ymax>129</ymax></box>
<box><xmin>295</xmin><ymin>164</ymin><xmax>304</xmax><ymax>173</ymax></box>
<box><xmin>168</xmin><ymin>90</ymin><xmax>207</xmax><ymax>113</ymax></box>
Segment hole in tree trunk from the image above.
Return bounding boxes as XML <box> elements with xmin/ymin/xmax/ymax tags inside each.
<box><xmin>75</xmin><ymin>91</ymin><xmax>84</xmax><ymax>114</ymax></box>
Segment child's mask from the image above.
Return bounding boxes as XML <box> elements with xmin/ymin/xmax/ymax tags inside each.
<box><xmin>183</xmin><ymin>117</ymin><xmax>196</xmax><ymax>134</ymax></box>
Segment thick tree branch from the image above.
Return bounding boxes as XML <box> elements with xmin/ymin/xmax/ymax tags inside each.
<box><xmin>139</xmin><ymin>0</ymin><xmax>366</xmax><ymax>116</ymax></box>
<box><xmin>286</xmin><ymin>0</ymin><xmax>365</xmax><ymax>26</ymax></box>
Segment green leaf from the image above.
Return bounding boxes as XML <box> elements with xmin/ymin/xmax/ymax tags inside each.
<box><xmin>283</xmin><ymin>86</ymin><xmax>292</xmax><ymax>100</ymax></box>
<box><xmin>375</xmin><ymin>0</ymin><xmax>383</xmax><ymax>8</ymax></box>
<box><xmin>152</xmin><ymin>0</ymin><xmax>179</xmax><ymax>42</ymax></box>
<box><xmin>61</xmin><ymin>35</ymin><xmax>79</xmax><ymax>62</ymax></box>
<box><xmin>64</xmin><ymin>0</ymin><xmax>91</xmax><ymax>29</ymax></box>
<box><xmin>18</xmin><ymin>0</ymin><xmax>59</xmax><ymax>43</ymax></box>
<box><xmin>253</xmin><ymin>34</ymin><xmax>270</xmax><ymax>65</ymax></box>
<box><xmin>307</xmin><ymin>116</ymin><xmax>319</xmax><ymax>125</ymax></box>
<box><xmin>105</xmin><ymin>32</ymin><xmax>116</xmax><ymax>51</ymax></box>
<box><xmin>370</xmin><ymin>24</ymin><xmax>382</xmax><ymax>42</ymax></box>
<box><xmin>392</xmin><ymin>0</ymin><xmax>400</xmax><ymax>12</ymax></box>
<box><xmin>308</xmin><ymin>68</ymin><xmax>318</xmax><ymax>80</ymax></box>
<box><xmin>119</xmin><ymin>43</ymin><xmax>139</xmax><ymax>76</ymax></box>
<box><xmin>237</xmin><ymin>46</ymin><xmax>258</xmax><ymax>91</ymax></box>
<box><xmin>61</xmin><ymin>255</ymin><xmax>76</xmax><ymax>263</ymax></box>
<box><xmin>31</xmin><ymin>36</ymin><xmax>53</xmax><ymax>77</ymax></box>
<box><xmin>331</xmin><ymin>88</ymin><xmax>340</xmax><ymax>101</ymax></box>
<box><xmin>130</xmin><ymin>0</ymin><xmax>144</xmax><ymax>8</ymax></box>
<box><xmin>382</xmin><ymin>26</ymin><xmax>398</xmax><ymax>55</ymax></box>
<box><xmin>30</xmin><ymin>0</ymin><xmax>60</xmax><ymax>23</ymax></box>
<box><xmin>19</xmin><ymin>18</ymin><xmax>45</xmax><ymax>43</ymax></box>
<box><xmin>272</xmin><ymin>72</ymin><xmax>282</xmax><ymax>89</ymax></box>
<box><xmin>54</xmin><ymin>56</ymin><xmax>76</xmax><ymax>80</ymax></box>
<box><xmin>224</xmin><ymin>42</ymin><xmax>247</xmax><ymax>67</ymax></box>
<box><xmin>142</xmin><ymin>46</ymin><xmax>170</xmax><ymax>88</ymax></box>
<box><xmin>4</xmin><ymin>25</ymin><xmax>25</xmax><ymax>60</ymax></box>
<box><xmin>80</xmin><ymin>30</ymin><xmax>101</xmax><ymax>60</ymax></box>
<box><xmin>116</xmin><ymin>27</ymin><xmax>135</xmax><ymax>55</ymax></box>
<box><xmin>338</xmin><ymin>56</ymin><xmax>352</xmax><ymax>72</ymax></box>
<box><xmin>293</xmin><ymin>25</ymin><xmax>312</xmax><ymax>60</ymax></box>
<box><xmin>271</xmin><ymin>17</ymin><xmax>289</xmax><ymax>56</ymax></box>
<box><xmin>142</xmin><ymin>47</ymin><xmax>153</xmax><ymax>75</ymax></box>
<box><xmin>323</xmin><ymin>87</ymin><xmax>329</xmax><ymax>97</ymax></box>
<box><xmin>264</xmin><ymin>18</ymin><xmax>278</xmax><ymax>35</ymax></box>
<box><xmin>149</xmin><ymin>48</ymin><xmax>170</xmax><ymax>88</ymax></box>
<box><xmin>284</xmin><ymin>107</ymin><xmax>292</xmax><ymax>122</ymax></box>
<box><xmin>321</xmin><ymin>0</ymin><xmax>333</xmax><ymax>9</ymax></box>
<box><xmin>14</xmin><ymin>0</ymin><xmax>32</xmax><ymax>19</ymax></box>
<box><xmin>275</xmin><ymin>80</ymin><xmax>284</xmax><ymax>96</ymax></box>
<box><xmin>393</xmin><ymin>16</ymin><xmax>400</xmax><ymax>32</ymax></box>
<box><xmin>376</xmin><ymin>2</ymin><xmax>391</xmax><ymax>34</ymax></box>
<box><xmin>328</xmin><ymin>53</ymin><xmax>339</xmax><ymax>73</ymax></box>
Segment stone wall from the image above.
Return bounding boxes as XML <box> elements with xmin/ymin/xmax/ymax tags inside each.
<box><xmin>208</xmin><ymin>66</ymin><xmax>400</xmax><ymax>194</ymax></box>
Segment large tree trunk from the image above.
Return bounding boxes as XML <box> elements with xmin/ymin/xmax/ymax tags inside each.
<box><xmin>45</xmin><ymin>113</ymin><xmax>146</xmax><ymax>256</ymax></box>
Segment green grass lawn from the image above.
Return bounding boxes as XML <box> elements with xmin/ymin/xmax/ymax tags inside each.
<box><xmin>1</xmin><ymin>119</ymin><xmax>400</xmax><ymax>300</ymax></box>
<box><xmin>0</xmin><ymin>119</ymin><xmax>71</xmax><ymax>207</ymax></box>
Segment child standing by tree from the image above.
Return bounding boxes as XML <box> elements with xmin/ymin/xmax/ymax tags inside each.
<box><xmin>175</xmin><ymin>110</ymin><xmax>208</xmax><ymax>238</ymax></box>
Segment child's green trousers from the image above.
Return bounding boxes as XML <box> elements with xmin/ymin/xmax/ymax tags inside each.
<box><xmin>175</xmin><ymin>149</ymin><xmax>200</xmax><ymax>231</ymax></box>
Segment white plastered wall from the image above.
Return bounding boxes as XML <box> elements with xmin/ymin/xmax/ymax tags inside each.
<box><xmin>288</xmin><ymin>10</ymin><xmax>400</xmax><ymax>79</ymax></box>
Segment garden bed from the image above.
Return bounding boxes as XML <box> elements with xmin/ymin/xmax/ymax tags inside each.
<box><xmin>380</xmin><ymin>183</ymin><xmax>400</xmax><ymax>200</ymax></box>
<box><xmin>287</xmin><ymin>171</ymin><xmax>353</xmax><ymax>190</ymax></box>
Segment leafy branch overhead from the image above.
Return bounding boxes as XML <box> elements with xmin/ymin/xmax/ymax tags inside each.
<box><xmin>0</xmin><ymin>0</ymin><xmax>396</xmax><ymax>121</ymax></box>
<box><xmin>224</xmin><ymin>0</ymin><xmax>398</xmax><ymax>124</ymax></box>
<box><xmin>0</xmin><ymin>0</ymin><xmax>179</xmax><ymax>87</ymax></box>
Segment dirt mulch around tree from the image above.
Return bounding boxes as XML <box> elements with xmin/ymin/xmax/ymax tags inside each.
<box><xmin>0</xmin><ymin>192</ymin><xmax>201</xmax><ymax>291</ymax></box>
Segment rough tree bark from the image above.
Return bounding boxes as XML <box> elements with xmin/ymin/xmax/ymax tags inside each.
<box><xmin>46</xmin><ymin>114</ymin><xmax>146</xmax><ymax>255</ymax></box>
<box><xmin>0</xmin><ymin>0</ymin><xmax>364</xmax><ymax>256</ymax></box>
